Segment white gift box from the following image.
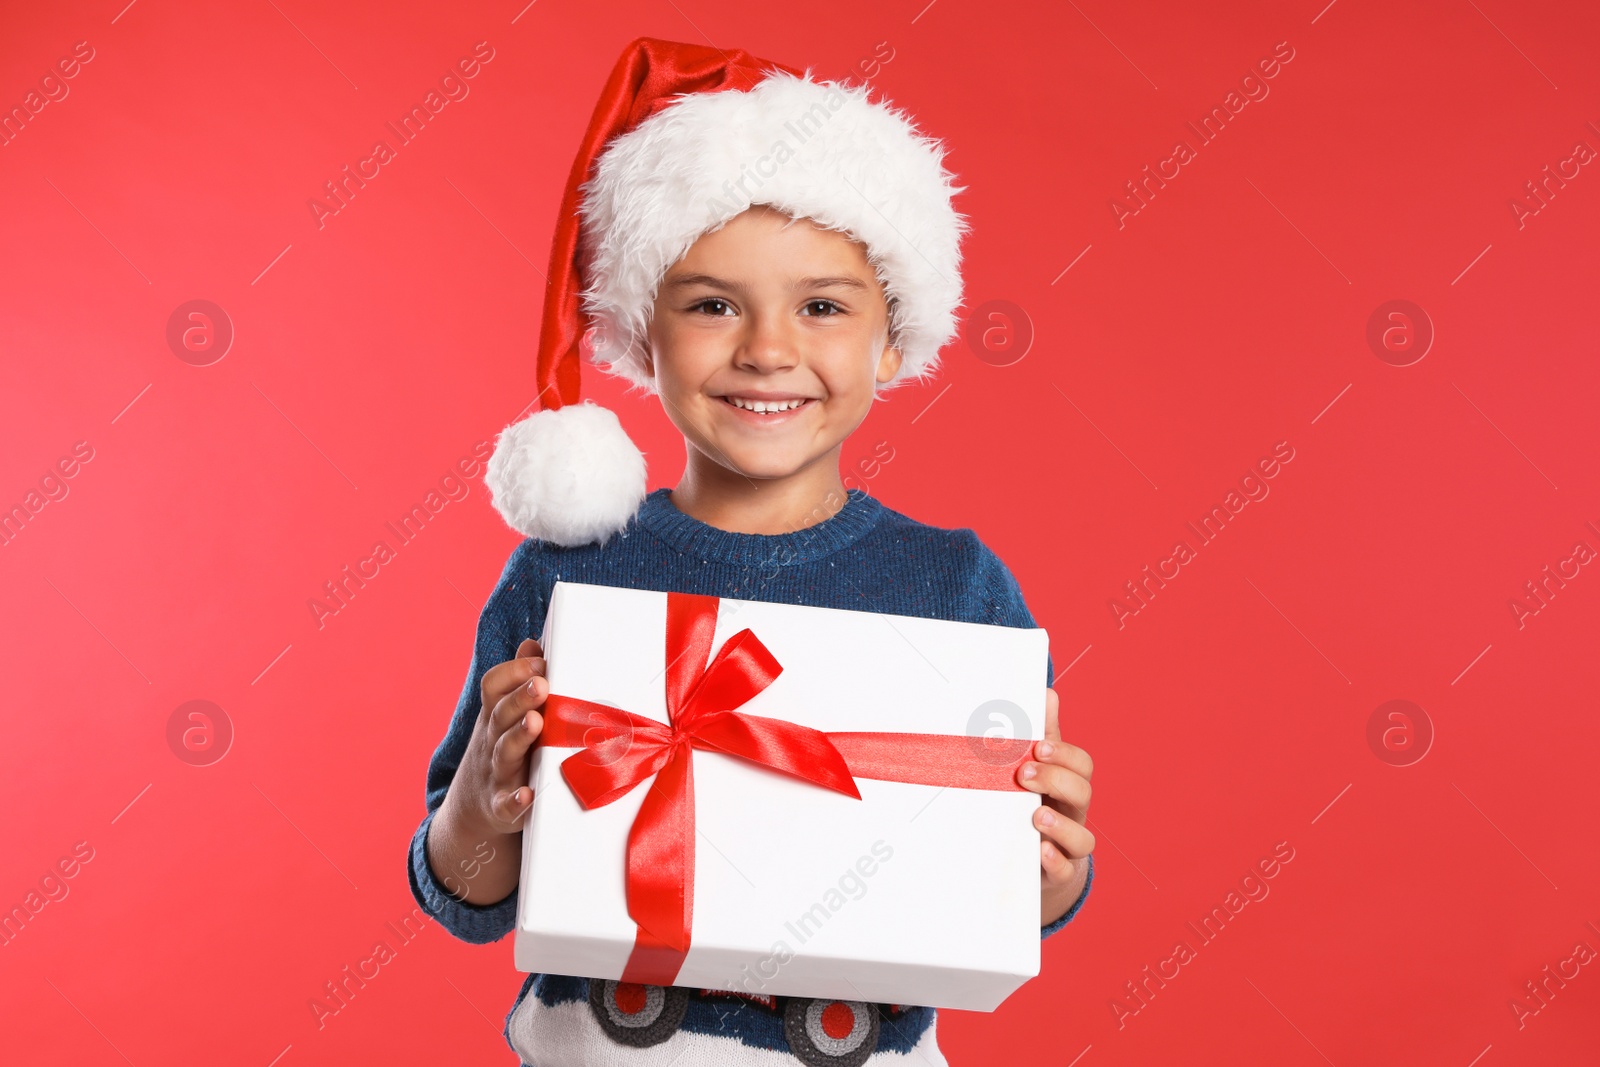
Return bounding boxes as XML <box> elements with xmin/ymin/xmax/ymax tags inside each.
<box><xmin>514</xmin><ymin>580</ymin><xmax>1049</xmax><ymax>1011</ymax></box>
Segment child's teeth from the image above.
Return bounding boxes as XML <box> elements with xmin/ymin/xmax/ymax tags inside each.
<box><xmin>732</xmin><ymin>397</ymin><xmax>803</xmax><ymax>413</ymax></box>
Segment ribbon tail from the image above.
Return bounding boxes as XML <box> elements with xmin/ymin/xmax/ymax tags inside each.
<box><xmin>620</xmin><ymin>926</ymin><xmax>692</xmax><ymax>986</ymax></box>
<box><xmin>614</xmin><ymin>592</ymin><xmax>715</xmax><ymax>985</ymax></box>
<box><xmin>622</xmin><ymin>744</ymin><xmax>696</xmax><ymax>971</ymax></box>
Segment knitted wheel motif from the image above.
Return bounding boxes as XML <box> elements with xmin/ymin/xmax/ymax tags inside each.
<box><xmin>587</xmin><ymin>980</ymin><xmax>690</xmax><ymax>1047</ymax></box>
<box><xmin>782</xmin><ymin>998</ymin><xmax>880</xmax><ymax>1067</ymax></box>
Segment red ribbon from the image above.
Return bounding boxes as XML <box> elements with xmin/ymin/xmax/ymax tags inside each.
<box><xmin>539</xmin><ymin>592</ymin><xmax>1034</xmax><ymax>985</ymax></box>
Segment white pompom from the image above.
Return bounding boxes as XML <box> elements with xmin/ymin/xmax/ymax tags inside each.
<box><xmin>484</xmin><ymin>401</ymin><xmax>647</xmax><ymax>547</ymax></box>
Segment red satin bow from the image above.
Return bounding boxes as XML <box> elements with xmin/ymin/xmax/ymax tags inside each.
<box><xmin>539</xmin><ymin>592</ymin><xmax>1035</xmax><ymax>985</ymax></box>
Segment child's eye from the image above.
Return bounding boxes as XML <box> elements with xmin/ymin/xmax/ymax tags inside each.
<box><xmin>801</xmin><ymin>300</ymin><xmax>844</xmax><ymax>317</ymax></box>
<box><xmin>690</xmin><ymin>298</ymin><xmax>735</xmax><ymax>316</ymax></box>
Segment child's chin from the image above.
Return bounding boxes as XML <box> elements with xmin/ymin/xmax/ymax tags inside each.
<box><xmin>718</xmin><ymin>449</ymin><xmax>815</xmax><ymax>482</ymax></box>
<box><xmin>730</xmin><ymin>458</ymin><xmax>810</xmax><ymax>481</ymax></box>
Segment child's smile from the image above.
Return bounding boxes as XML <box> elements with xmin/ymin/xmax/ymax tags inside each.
<box><xmin>715</xmin><ymin>392</ymin><xmax>821</xmax><ymax>433</ymax></box>
<box><xmin>719</xmin><ymin>393</ymin><xmax>815</xmax><ymax>417</ymax></box>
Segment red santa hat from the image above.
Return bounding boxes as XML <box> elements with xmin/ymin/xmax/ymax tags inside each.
<box><xmin>485</xmin><ymin>37</ymin><xmax>968</xmax><ymax>546</ymax></box>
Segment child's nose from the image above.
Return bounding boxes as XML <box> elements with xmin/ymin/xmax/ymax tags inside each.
<box><xmin>734</xmin><ymin>315</ymin><xmax>800</xmax><ymax>372</ymax></box>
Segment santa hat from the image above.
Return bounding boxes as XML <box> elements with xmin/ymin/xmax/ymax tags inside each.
<box><xmin>485</xmin><ymin>37</ymin><xmax>968</xmax><ymax>547</ymax></box>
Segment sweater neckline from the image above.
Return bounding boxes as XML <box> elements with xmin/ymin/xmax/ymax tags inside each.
<box><xmin>635</xmin><ymin>487</ymin><xmax>886</xmax><ymax>566</ymax></box>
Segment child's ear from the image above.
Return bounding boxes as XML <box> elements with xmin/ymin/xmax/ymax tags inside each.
<box><xmin>874</xmin><ymin>343</ymin><xmax>903</xmax><ymax>385</ymax></box>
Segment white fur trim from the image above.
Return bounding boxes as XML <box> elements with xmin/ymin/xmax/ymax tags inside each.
<box><xmin>578</xmin><ymin>71</ymin><xmax>967</xmax><ymax>393</ymax></box>
<box><xmin>485</xmin><ymin>402</ymin><xmax>647</xmax><ymax>547</ymax></box>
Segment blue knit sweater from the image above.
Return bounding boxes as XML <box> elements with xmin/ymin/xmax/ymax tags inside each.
<box><xmin>408</xmin><ymin>487</ymin><xmax>1093</xmax><ymax>1065</ymax></box>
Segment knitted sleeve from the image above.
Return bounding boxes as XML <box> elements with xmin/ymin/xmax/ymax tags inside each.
<box><xmin>407</xmin><ymin>539</ymin><xmax>544</xmax><ymax>944</ymax></box>
<box><xmin>970</xmin><ymin>536</ymin><xmax>1094</xmax><ymax>940</ymax></box>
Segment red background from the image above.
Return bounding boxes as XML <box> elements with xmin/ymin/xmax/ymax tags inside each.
<box><xmin>3</xmin><ymin>1</ymin><xmax>1597</xmax><ymax>1064</ymax></box>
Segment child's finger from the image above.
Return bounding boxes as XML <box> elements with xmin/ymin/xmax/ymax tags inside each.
<box><xmin>514</xmin><ymin>639</ymin><xmax>547</xmax><ymax>679</ymax></box>
<box><xmin>1035</xmin><ymin>804</ymin><xmax>1094</xmax><ymax>860</ymax></box>
<box><xmin>1031</xmin><ymin>738</ymin><xmax>1093</xmax><ymax>780</ymax></box>
<box><xmin>489</xmin><ymin>785</ymin><xmax>535</xmax><ymax>830</ymax></box>
<box><xmin>1018</xmin><ymin>760</ymin><xmax>1091</xmax><ymax>813</ymax></box>
<box><xmin>490</xmin><ymin>671</ymin><xmax>549</xmax><ymax>736</ymax></box>
<box><xmin>478</xmin><ymin>642</ymin><xmax>547</xmax><ymax>720</ymax></box>
<box><xmin>1044</xmin><ymin>688</ymin><xmax>1061</xmax><ymax>742</ymax></box>
<box><xmin>1041</xmin><ymin>831</ymin><xmax>1093</xmax><ymax>883</ymax></box>
<box><xmin>492</xmin><ymin>707</ymin><xmax>543</xmax><ymax>780</ymax></box>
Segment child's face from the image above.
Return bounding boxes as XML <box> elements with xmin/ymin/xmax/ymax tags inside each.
<box><xmin>644</xmin><ymin>205</ymin><xmax>902</xmax><ymax>484</ymax></box>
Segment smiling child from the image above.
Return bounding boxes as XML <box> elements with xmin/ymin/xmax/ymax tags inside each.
<box><xmin>409</xmin><ymin>37</ymin><xmax>1095</xmax><ymax>1066</ymax></box>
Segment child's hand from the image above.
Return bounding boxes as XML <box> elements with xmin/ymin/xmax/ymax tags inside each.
<box><xmin>1018</xmin><ymin>687</ymin><xmax>1095</xmax><ymax>924</ymax></box>
<box><xmin>448</xmin><ymin>637</ymin><xmax>549</xmax><ymax>836</ymax></box>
